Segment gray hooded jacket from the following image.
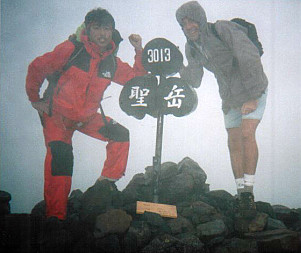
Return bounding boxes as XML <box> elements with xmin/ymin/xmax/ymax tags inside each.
<box><xmin>176</xmin><ymin>1</ymin><xmax>268</xmax><ymax>113</ymax></box>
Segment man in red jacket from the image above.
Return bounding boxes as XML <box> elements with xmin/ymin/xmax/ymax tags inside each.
<box><xmin>26</xmin><ymin>8</ymin><xmax>146</xmax><ymax>220</ymax></box>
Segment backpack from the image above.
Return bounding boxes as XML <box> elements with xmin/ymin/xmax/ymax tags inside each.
<box><xmin>212</xmin><ymin>18</ymin><xmax>264</xmax><ymax>56</ymax></box>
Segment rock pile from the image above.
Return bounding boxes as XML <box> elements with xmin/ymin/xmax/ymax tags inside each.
<box><xmin>1</xmin><ymin>157</ymin><xmax>301</xmax><ymax>253</ymax></box>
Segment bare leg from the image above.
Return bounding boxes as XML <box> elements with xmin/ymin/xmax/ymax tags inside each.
<box><xmin>228</xmin><ymin>119</ymin><xmax>260</xmax><ymax>217</ymax></box>
<box><xmin>227</xmin><ymin>119</ymin><xmax>260</xmax><ymax>177</ymax></box>
<box><xmin>241</xmin><ymin>119</ymin><xmax>260</xmax><ymax>175</ymax></box>
<box><xmin>227</xmin><ymin>127</ymin><xmax>244</xmax><ymax>179</ymax></box>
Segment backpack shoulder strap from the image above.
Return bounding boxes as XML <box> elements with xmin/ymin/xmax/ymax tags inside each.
<box><xmin>110</xmin><ymin>54</ymin><xmax>117</xmax><ymax>79</ymax></box>
<box><xmin>43</xmin><ymin>36</ymin><xmax>84</xmax><ymax>116</ymax></box>
<box><xmin>46</xmin><ymin>35</ymin><xmax>84</xmax><ymax>83</ymax></box>
<box><xmin>63</xmin><ymin>35</ymin><xmax>85</xmax><ymax>72</ymax></box>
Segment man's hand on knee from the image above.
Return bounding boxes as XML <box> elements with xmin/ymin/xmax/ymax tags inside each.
<box><xmin>241</xmin><ymin>99</ymin><xmax>258</xmax><ymax>115</ymax></box>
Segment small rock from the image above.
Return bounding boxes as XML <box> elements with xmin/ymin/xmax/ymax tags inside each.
<box><xmin>159</xmin><ymin>173</ymin><xmax>194</xmax><ymax>204</ymax></box>
<box><xmin>272</xmin><ymin>205</ymin><xmax>300</xmax><ymax>228</ymax></box>
<box><xmin>80</xmin><ymin>180</ymin><xmax>120</xmax><ymax>225</ymax></box>
<box><xmin>266</xmin><ymin>217</ymin><xmax>287</xmax><ymax>230</ymax></box>
<box><xmin>140</xmin><ymin>211</ymin><xmax>171</xmax><ymax>235</ymax></box>
<box><xmin>93</xmin><ymin>234</ymin><xmax>121</xmax><ymax>253</ymax></box>
<box><xmin>167</xmin><ymin>215</ymin><xmax>195</xmax><ymax>235</ymax></box>
<box><xmin>122</xmin><ymin>173</ymin><xmax>153</xmax><ymax>204</ymax></box>
<box><xmin>248</xmin><ymin>212</ymin><xmax>269</xmax><ymax>232</ymax></box>
<box><xmin>196</xmin><ymin>219</ymin><xmax>227</xmax><ymax>241</ymax></box>
<box><xmin>221</xmin><ymin>238</ymin><xmax>258</xmax><ymax>253</ymax></box>
<box><xmin>178</xmin><ymin>157</ymin><xmax>207</xmax><ymax>185</ymax></box>
<box><xmin>159</xmin><ymin>162</ymin><xmax>178</xmax><ymax>181</ymax></box>
<box><xmin>244</xmin><ymin>229</ymin><xmax>301</xmax><ymax>253</ymax></box>
<box><xmin>31</xmin><ymin>200</ymin><xmax>46</xmax><ymax>217</ymax></box>
<box><xmin>0</xmin><ymin>191</ymin><xmax>11</xmax><ymax>216</ymax></box>
<box><xmin>181</xmin><ymin>201</ymin><xmax>219</xmax><ymax>225</ymax></box>
<box><xmin>255</xmin><ymin>201</ymin><xmax>276</xmax><ymax>219</ymax></box>
<box><xmin>124</xmin><ymin>220</ymin><xmax>152</xmax><ymax>252</ymax></box>
<box><xmin>234</xmin><ymin>212</ymin><xmax>268</xmax><ymax>233</ymax></box>
<box><xmin>141</xmin><ymin>233</ymin><xmax>206</xmax><ymax>253</ymax></box>
<box><xmin>94</xmin><ymin>209</ymin><xmax>132</xmax><ymax>238</ymax></box>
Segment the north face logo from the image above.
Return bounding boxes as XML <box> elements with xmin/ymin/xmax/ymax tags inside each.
<box><xmin>102</xmin><ymin>71</ymin><xmax>112</xmax><ymax>78</ymax></box>
<box><xmin>97</xmin><ymin>55</ymin><xmax>116</xmax><ymax>79</ymax></box>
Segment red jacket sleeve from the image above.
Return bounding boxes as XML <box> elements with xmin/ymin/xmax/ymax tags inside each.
<box><xmin>112</xmin><ymin>49</ymin><xmax>147</xmax><ymax>85</ymax></box>
<box><xmin>25</xmin><ymin>40</ymin><xmax>75</xmax><ymax>102</ymax></box>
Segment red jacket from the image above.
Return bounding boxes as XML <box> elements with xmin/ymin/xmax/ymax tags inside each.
<box><xmin>26</xmin><ymin>34</ymin><xmax>146</xmax><ymax>122</ymax></box>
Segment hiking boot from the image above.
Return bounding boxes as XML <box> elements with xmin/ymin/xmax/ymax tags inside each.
<box><xmin>94</xmin><ymin>176</ymin><xmax>117</xmax><ymax>185</ymax></box>
<box><xmin>236</xmin><ymin>192</ymin><xmax>257</xmax><ymax>219</ymax></box>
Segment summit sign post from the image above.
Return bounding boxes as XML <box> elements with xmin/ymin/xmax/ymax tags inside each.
<box><xmin>119</xmin><ymin>38</ymin><xmax>198</xmax><ymax>218</ymax></box>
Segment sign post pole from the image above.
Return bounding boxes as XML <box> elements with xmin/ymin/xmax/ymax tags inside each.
<box><xmin>153</xmin><ymin>75</ymin><xmax>165</xmax><ymax>203</ymax></box>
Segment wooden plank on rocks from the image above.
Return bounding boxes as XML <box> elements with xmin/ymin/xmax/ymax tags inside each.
<box><xmin>136</xmin><ymin>201</ymin><xmax>177</xmax><ymax>218</ymax></box>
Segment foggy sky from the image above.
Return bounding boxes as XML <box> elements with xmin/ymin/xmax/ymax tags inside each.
<box><xmin>1</xmin><ymin>0</ymin><xmax>301</xmax><ymax>214</ymax></box>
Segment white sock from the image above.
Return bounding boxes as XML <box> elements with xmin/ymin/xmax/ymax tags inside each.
<box><xmin>244</xmin><ymin>174</ymin><xmax>255</xmax><ymax>187</ymax></box>
<box><xmin>235</xmin><ymin>178</ymin><xmax>244</xmax><ymax>189</ymax></box>
<box><xmin>244</xmin><ymin>174</ymin><xmax>255</xmax><ymax>193</ymax></box>
<box><xmin>235</xmin><ymin>178</ymin><xmax>244</xmax><ymax>195</ymax></box>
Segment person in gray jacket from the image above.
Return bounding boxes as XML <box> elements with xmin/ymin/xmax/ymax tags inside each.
<box><xmin>176</xmin><ymin>1</ymin><xmax>268</xmax><ymax>217</ymax></box>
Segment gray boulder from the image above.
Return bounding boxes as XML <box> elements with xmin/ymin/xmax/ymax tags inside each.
<box><xmin>196</xmin><ymin>219</ymin><xmax>227</xmax><ymax>241</ymax></box>
<box><xmin>0</xmin><ymin>190</ymin><xmax>11</xmax><ymax>215</ymax></box>
<box><xmin>167</xmin><ymin>215</ymin><xmax>195</xmax><ymax>235</ymax></box>
<box><xmin>181</xmin><ymin>201</ymin><xmax>220</xmax><ymax>225</ymax></box>
<box><xmin>94</xmin><ymin>209</ymin><xmax>132</xmax><ymax>238</ymax></box>
<box><xmin>244</xmin><ymin>228</ymin><xmax>301</xmax><ymax>253</ymax></box>
<box><xmin>124</xmin><ymin>220</ymin><xmax>152</xmax><ymax>252</ymax></box>
<box><xmin>141</xmin><ymin>233</ymin><xmax>205</xmax><ymax>253</ymax></box>
<box><xmin>266</xmin><ymin>217</ymin><xmax>287</xmax><ymax>230</ymax></box>
<box><xmin>255</xmin><ymin>201</ymin><xmax>276</xmax><ymax>219</ymax></box>
<box><xmin>215</xmin><ymin>238</ymin><xmax>258</xmax><ymax>253</ymax></box>
<box><xmin>272</xmin><ymin>205</ymin><xmax>300</xmax><ymax>228</ymax></box>
<box><xmin>80</xmin><ymin>180</ymin><xmax>122</xmax><ymax>225</ymax></box>
<box><xmin>122</xmin><ymin>173</ymin><xmax>154</xmax><ymax>205</ymax></box>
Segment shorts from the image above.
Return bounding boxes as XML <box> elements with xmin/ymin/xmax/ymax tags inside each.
<box><xmin>224</xmin><ymin>89</ymin><xmax>268</xmax><ymax>129</ymax></box>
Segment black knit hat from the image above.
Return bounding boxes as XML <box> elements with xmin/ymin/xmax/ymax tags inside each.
<box><xmin>84</xmin><ymin>8</ymin><xmax>115</xmax><ymax>29</ymax></box>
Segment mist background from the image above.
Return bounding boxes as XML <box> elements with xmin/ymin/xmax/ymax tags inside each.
<box><xmin>1</xmin><ymin>0</ymin><xmax>300</xmax><ymax>214</ymax></box>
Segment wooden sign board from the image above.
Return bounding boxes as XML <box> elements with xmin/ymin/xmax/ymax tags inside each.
<box><xmin>136</xmin><ymin>201</ymin><xmax>177</xmax><ymax>218</ymax></box>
